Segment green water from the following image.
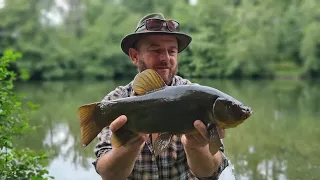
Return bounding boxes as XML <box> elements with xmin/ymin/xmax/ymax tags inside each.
<box><xmin>13</xmin><ymin>78</ymin><xmax>320</xmax><ymax>180</ymax></box>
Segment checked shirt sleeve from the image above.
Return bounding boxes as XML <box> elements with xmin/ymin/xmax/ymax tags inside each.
<box><xmin>92</xmin><ymin>82</ymin><xmax>133</xmax><ymax>172</ymax></box>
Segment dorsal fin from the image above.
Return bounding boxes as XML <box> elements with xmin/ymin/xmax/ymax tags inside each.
<box><xmin>133</xmin><ymin>69</ymin><xmax>166</xmax><ymax>95</ymax></box>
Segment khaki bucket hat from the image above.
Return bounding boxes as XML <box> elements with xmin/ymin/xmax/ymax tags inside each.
<box><xmin>120</xmin><ymin>13</ymin><xmax>192</xmax><ymax>56</ymax></box>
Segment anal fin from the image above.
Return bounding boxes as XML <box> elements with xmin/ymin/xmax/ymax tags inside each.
<box><xmin>207</xmin><ymin>123</ymin><xmax>223</xmax><ymax>155</ymax></box>
<box><xmin>111</xmin><ymin>127</ymin><xmax>139</xmax><ymax>148</ymax></box>
<box><xmin>153</xmin><ymin>133</ymin><xmax>173</xmax><ymax>156</ymax></box>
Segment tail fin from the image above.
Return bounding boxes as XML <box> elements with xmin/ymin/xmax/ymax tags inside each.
<box><xmin>78</xmin><ymin>102</ymin><xmax>102</xmax><ymax>147</ymax></box>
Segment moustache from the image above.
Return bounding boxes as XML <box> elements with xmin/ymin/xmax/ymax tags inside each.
<box><xmin>156</xmin><ymin>62</ymin><xmax>170</xmax><ymax>69</ymax></box>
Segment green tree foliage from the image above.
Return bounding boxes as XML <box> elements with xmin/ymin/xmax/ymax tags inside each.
<box><xmin>0</xmin><ymin>0</ymin><xmax>319</xmax><ymax>80</ymax></box>
<box><xmin>299</xmin><ymin>0</ymin><xmax>320</xmax><ymax>77</ymax></box>
<box><xmin>186</xmin><ymin>0</ymin><xmax>234</xmax><ymax>77</ymax></box>
<box><xmin>0</xmin><ymin>50</ymin><xmax>54</xmax><ymax>179</ymax></box>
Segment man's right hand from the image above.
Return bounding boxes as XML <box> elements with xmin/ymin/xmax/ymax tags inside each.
<box><xmin>96</xmin><ymin>115</ymin><xmax>148</xmax><ymax>179</ymax></box>
<box><xmin>109</xmin><ymin>115</ymin><xmax>148</xmax><ymax>151</ymax></box>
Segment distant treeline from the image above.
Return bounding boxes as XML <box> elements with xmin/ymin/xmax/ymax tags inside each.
<box><xmin>0</xmin><ymin>0</ymin><xmax>319</xmax><ymax>81</ymax></box>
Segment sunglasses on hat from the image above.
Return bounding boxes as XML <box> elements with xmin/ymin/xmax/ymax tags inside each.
<box><xmin>136</xmin><ymin>19</ymin><xmax>180</xmax><ymax>32</ymax></box>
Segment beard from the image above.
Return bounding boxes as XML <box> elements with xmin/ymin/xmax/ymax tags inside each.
<box><xmin>136</xmin><ymin>57</ymin><xmax>177</xmax><ymax>85</ymax></box>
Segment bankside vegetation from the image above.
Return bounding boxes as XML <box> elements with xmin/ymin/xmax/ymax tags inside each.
<box><xmin>0</xmin><ymin>50</ymin><xmax>54</xmax><ymax>179</ymax></box>
<box><xmin>0</xmin><ymin>0</ymin><xmax>319</xmax><ymax>81</ymax></box>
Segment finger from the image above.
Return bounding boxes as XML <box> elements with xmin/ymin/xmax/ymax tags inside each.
<box><xmin>182</xmin><ymin>134</ymin><xmax>196</xmax><ymax>146</ymax></box>
<box><xmin>126</xmin><ymin>135</ymin><xmax>144</xmax><ymax>145</ymax></box>
<box><xmin>193</xmin><ymin>120</ymin><xmax>209</xmax><ymax>141</ymax></box>
<box><xmin>218</xmin><ymin>127</ymin><xmax>225</xmax><ymax>139</ymax></box>
<box><xmin>125</xmin><ymin>133</ymin><xmax>148</xmax><ymax>149</ymax></box>
<box><xmin>109</xmin><ymin>115</ymin><xmax>127</xmax><ymax>132</ymax></box>
<box><xmin>126</xmin><ymin>133</ymin><xmax>148</xmax><ymax>144</ymax></box>
<box><xmin>183</xmin><ymin>134</ymin><xmax>207</xmax><ymax>147</ymax></box>
<box><xmin>190</xmin><ymin>133</ymin><xmax>207</xmax><ymax>145</ymax></box>
<box><xmin>124</xmin><ymin>132</ymin><xmax>148</xmax><ymax>144</ymax></box>
<box><xmin>184</xmin><ymin>134</ymin><xmax>196</xmax><ymax>141</ymax></box>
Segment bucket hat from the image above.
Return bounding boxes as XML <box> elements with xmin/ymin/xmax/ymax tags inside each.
<box><xmin>120</xmin><ymin>13</ymin><xmax>192</xmax><ymax>56</ymax></box>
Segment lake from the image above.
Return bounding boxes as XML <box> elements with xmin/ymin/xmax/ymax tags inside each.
<box><xmin>13</xmin><ymin>78</ymin><xmax>320</xmax><ymax>180</ymax></box>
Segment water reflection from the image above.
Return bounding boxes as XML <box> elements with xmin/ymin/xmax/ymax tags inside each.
<box><xmin>13</xmin><ymin>79</ymin><xmax>320</xmax><ymax>180</ymax></box>
<box><xmin>42</xmin><ymin>123</ymin><xmax>100</xmax><ymax>179</ymax></box>
<box><xmin>48</xmin><ymin>156</ymin><xmax>100</xmax><ymax>180</ymax></box>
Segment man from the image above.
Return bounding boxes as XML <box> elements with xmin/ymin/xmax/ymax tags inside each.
<box><xmin>93</xmin><ymin>13</ymin><xmax>230</xmax><ymax>180</ymax></box>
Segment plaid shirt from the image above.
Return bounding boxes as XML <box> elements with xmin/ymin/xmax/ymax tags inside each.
<box><xmin>93</xmin><ymin>75</ymin><xmax>230</xmax><ymax>180</ymax></box>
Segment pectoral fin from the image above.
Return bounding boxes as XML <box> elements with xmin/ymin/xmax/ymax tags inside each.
<box><xmin>111</xmin><ymin>127</ymin><xmax>139</xmax><ymax>148</ymax></box>
<box><xmin>153</xmin><ymin>133</ymin><xmax>173</xmax><ymax>156</ymax></box>
<box><xmin>207</xmin><ymin>123</ymin><xmax>223</xmax><ymax>155</ymax></box>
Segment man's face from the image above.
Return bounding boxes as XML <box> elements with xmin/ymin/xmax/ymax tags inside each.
<box><xmin>129</xmin><ymin>34</ymin><xmax>178</xmax><ymax>85</ymax></box>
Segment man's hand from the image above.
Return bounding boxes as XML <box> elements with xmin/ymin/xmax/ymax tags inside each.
<box><xmin>181</xmin><ymin>120</ymin><xmax>225</xmax><ymax>149</ymax></box>
<box><xmin>109</xmin><ymin>115</ymin><xmax>148</xmax><ymax>152</ymax></box>
<box><xmin>96</xmin><ymin>115</ymin><xmax>148</xmax><ymax>179</ymax></box>
<box><xmin>181</xmin><ymin>120</ymin><xmax>225</xmax><ymax>177</ymax></box>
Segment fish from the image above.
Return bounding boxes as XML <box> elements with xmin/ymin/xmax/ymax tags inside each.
<box><xmin>78</xmin><ymin>69</ymin><xmax>253</xmax><ymax>156</ymax></box>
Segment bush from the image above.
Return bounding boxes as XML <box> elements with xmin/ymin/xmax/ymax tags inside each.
<box><xmin>0</xmin><ymin>50</ymin><xmax>54</xmax><ymax>180</ymax></box>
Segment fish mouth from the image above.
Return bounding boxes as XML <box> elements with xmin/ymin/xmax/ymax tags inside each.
<box><xmin>241</xmin><ymin>107</ymin><xmax>253</xmax><ymax>119</ymax></box>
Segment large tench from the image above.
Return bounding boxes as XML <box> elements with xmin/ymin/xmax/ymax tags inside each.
<box><xmin>78</xmin><ymin>69</ymin><xmax>253</xmax><ymax>155</ymax></box>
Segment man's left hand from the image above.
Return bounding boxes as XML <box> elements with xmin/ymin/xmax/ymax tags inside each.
<box><xmin>181</xmin><ymin>120</ymin><xmax>225</xmax><ymax>177</ymax></box>
<box><xmin>181</xmin><ymin>120</ymin><xmax>225</xmax><ymax>149</ymax></box>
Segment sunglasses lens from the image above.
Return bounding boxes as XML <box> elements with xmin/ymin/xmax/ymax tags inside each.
<box><xmin>145</xmin><ymin>19</ymin><xmax>180</xmax><ymax>32</ymax></box>
<box><xmin>146</xmin><ymin>19</ymin><xmax>163</xmax><ymax>31</ymax></box>
<box><xmin>167</xmin><ymin>20</ymin><xmax>179</xmax><ymax>32</ymax></box>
